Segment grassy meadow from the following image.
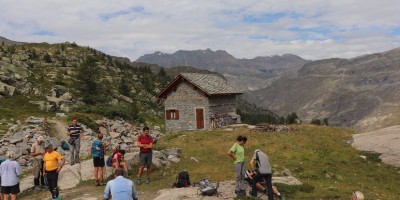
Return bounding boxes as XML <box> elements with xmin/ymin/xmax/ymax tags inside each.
<box><xmin>131</xmin><ymin>125</ymin><xmax>400</xmax><ymax>199</ymax></box>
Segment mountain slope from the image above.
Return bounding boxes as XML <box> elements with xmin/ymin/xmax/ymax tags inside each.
<box><xmin>136</xmin><ymin>49</ymin><xmax>310</xmax><ymax>91</ymax></box>
<box><xmin>244</xmin><ymin>47</ymin><xmax>400</xmax><ymax>131</ymax></box>
<box><xmin>0</xmin><ymin>38</ymin><xmax>169</xmax><ymax>124</ymax></box>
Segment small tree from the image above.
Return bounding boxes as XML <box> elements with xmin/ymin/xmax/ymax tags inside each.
<box><xmin>286</xmin><ymin>112</ymin><xmax>299</xmax><ymax>124</ymax></box>
<box><xmin>323</xmin><ymin>118</ymin><xmax>329</xmax><ymax>126</ymax></box>
<box><xmin>43</xmin><ymin>53</ymin><xmax>52</xmax><ymax>63</ymax></box>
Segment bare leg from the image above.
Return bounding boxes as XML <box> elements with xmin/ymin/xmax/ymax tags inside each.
<box><xmin>137</xmin><ymin>166</ymin><xmax>144</xmax><ymax>178</ymax></box>
<box><xmin>10</xmin><ymin>194</ymin><xmax>16</xmax><ymax>200</ymax></box>
<box><xmin>94</xmin><ymin>167</ymin><xmax>99</xmax><ymax>182</ymax></box>
<box><xmin>3</xmin><ymin>194</ymin><xmax>9</xmax><ymax>200</ymax></box>
<box><xmin>99</xmin><ymin>167</ymin><xmax>104</xmax><ymax>184</ymax></box>
<box><xmin>146</xmin><ymin>165</ymin><xmax>151</xmax><ymax>177</ymax></box>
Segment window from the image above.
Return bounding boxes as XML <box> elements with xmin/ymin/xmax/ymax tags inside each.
<box><xmin>166</xmin><ymin>109</ymin><xmax>179</xmax><ymax>120</ymax></box>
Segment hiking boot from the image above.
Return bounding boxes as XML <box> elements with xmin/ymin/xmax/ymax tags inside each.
<box><xmin>145</xmin><ymin>177</ymin><xmax>150</xmax><ymax>184</ymax></box>
<box><xmin>95</xmin><ymin>180</ymin><xmax>100</xmax><ymax>186</ymax></box>
<box><xmin>279</xmin><ymin>194</ymin><xmax>286</xmax><ymax>200</ymax></box>
<box><xmin>235</xmin><ymin>190</ymin><xmax>245</xmax><ymax>196</ymax></box>
<box><xmin>137</xmin><ymin>178</ymin><xmax>141</xmax><ymax>185</ymax></box>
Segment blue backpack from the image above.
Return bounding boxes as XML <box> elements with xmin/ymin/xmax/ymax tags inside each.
<box><xmin>92</xmin><ymin>140</ymin><xmax>104</xmax><ymax>158</ymax></box>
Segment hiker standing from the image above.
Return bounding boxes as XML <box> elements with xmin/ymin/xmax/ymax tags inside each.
<box><xmin>227</xmin><ymin>135</ymin><xmax>247</xmax><ymax>196</ymax></box>
<box><xmin>104</xmin><ymin>169</ymin><xmax>138</xmax><ymax>200</ymax></box>
<box><xmin>67</xmin><ymin>118</ymin><xmax>83</xmax><ymax>165</ymax></box>
<box><xmin>250</xmin><ymin>149</ymin><xmax>274</xmax><ymax>200</ymax></box>
<box><xmin>136</xmin><ymin>126</ymin><xmax>153</xmax><ymax>185</ymax></box>
<box><xmin>0</xmin><ymin>151</ymin><xmax>21</xmax><ymax>200</ymax></box>
<box><xmin>91</xmin><ymin>132</ymin><xmax>106</xmax><ymax>186</ymax></box>
<box><xmin>43</xmin><ymin>142</ymin><xmax>65</xmax><ymax>200</ymax></box>
<box><xmin>31</xmin><ymin>136</ymin><xmax>46</xmax><ymax>190</ymax></box>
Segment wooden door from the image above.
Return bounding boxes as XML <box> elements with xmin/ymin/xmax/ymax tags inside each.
<box><xmin>196</xmin><ymin>108</ymin><xmax>204</xmax><ymax>129</ymax></box>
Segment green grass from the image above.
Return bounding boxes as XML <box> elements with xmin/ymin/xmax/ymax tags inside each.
<box><xmin>0</xmin><ymin>95</ymin><xmax>52</xmax><ymax>135</ymax></box>
<box><xmin>130</xmin><ymin>125</ymin><xmax>400</xmax><ymax>199</ymax></box>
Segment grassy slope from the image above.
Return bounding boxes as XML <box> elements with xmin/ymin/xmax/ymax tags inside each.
<box><xmin>0</xmin><ymin>95</ymin><xmax>51</xmax><ymax>137</ymax></box>
<box><xmin>133</xmin><ymin>125</ymin><xmax>400</xmax><ymax>199</ymax></box>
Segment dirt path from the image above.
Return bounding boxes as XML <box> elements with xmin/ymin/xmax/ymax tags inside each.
<box><xmin>47</xmin><ymin>119</ymin><xmax>68</xmax><ymax>140</ymax></box>
<box><xmin>353</xmin><ymin>125</ymin><xmax>400</xmax><ymax>167</ymax></box>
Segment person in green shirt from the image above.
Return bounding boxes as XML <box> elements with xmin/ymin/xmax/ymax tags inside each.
<box><xmin>227</xmin><ymin>135</ymin><xmax>247</xmax><ymax>197</ymax></box>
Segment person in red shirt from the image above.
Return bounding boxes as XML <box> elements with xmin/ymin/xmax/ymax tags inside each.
<box><xmin>136</xmin><ymin>126</ymin><xmax>153</xmax><ymax>185</ymax></box>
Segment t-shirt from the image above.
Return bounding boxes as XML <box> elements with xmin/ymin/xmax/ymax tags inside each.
<box><xmin>230</xmin><ymin>143</ymin><xmax>244</xmax><ymax>164</ymax></box>
<box><xmin>68</xmin><ymin>124</ymin><xmax>83</xmax><ymax>139</ymax></box>
<box><xmin>252</xmin><ymin>151</ymin><xmax>271</xmax><ymax>174</ymax></box>
<box><xmin>137</xmin><ymin>135</ymin><xmax>153</xmax><ymax>154</ymax></box>
<box><xmin>43</xmin><ymin>151</ymin><xmax>63</xmax><ymax>171</ymax></box>
<box><xmin>31</xmin><ymin>142</ymin><xmax>45</xmax><ymax>160</ymax></box>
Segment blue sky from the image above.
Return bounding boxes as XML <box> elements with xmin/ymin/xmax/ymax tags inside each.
<box><xmin>1</xmin><ymin>0</ymin><xmax>400</xmax><ymax>60</ymax></box>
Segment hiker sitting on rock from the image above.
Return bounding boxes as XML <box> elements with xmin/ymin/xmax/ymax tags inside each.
<box><xmin>250</xmin><ymin>149</ymin><xmax>274</xmax><ymax>200</ymax></box>
<box><xmin>245</xmin><ymin>169</ymin><xmax>284</xmax><ymax>199</ymax></box>
<box><xmin>112</xmin><ymin>149</ymin><xmax>128</xmax><ymax>176</ymax></box>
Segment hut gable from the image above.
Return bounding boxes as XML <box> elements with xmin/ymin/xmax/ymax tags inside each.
<box><xmin>158</xmin><ymin>73</ymin><xmax>243</xmax><ymax>131</ymax></box>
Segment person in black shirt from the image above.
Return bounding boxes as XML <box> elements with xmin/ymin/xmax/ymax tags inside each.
<box><xmin>67</xmin><ymin>118</ymin><xmax>84</xmax><ymax>165</ymax></box>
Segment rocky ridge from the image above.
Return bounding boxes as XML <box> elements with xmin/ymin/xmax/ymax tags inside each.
<box><xmin>136</xmin><ymin>49</ymin><xmax>310</xmax><ymax>91</ymax></box>
<box><xmin>244</xmin><ymin>47</ymin><xmax>400</xmax><ymax>132</ymax></box>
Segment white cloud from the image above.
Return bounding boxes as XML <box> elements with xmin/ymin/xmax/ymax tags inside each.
<box><xmin>1</xmin><ymin>0</ymin><xmax>400</xmax><ymax>60</ymax></box>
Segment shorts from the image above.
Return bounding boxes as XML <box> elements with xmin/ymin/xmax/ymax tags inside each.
<box><xmin>93</xmin><ymin>157</ymin><xmax>105</xmax><ymax>167</ymax></box>
<box><xmin>1</xmin><ymin>183</ymin><xmax>20</xmax><ymax>194</ymax></box>
<box><xmin>140</xmin><ymin>153</ymin><xmax>152</xmax><ymax>166</ymax></box>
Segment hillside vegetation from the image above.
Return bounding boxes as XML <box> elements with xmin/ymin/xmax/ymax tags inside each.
<box><xmin>136</xmin><ymin>125</ymin><xmax>400</xmax><ymax>199</ymax></box>
<box><xmin>0</xmin><ymin>42</ymin><xmax>172</xmax><ymax>129</ymax></box>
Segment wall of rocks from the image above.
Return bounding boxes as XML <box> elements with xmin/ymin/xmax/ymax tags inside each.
<box><xmin>0</xmin><ymin>117</ymin><xmax>181</xmax><ymax>172</ymax></box>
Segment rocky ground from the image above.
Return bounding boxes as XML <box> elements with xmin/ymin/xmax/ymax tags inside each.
<box><xmin>352</xmin><ymin>125</ymin><xmax>400</xmax><ymax>167</ymax></box>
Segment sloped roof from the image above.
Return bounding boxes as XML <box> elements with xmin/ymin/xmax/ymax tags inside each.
<box><xmin>157</xmin><ymin>73</ymin><xmax>243</xmax><ymax>98</ymax></box>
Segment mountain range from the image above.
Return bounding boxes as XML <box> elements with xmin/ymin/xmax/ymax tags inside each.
<box><xmin>136</xmin><ymin>49</ymin><xmax>310</xmax><ymax>91</ymax></box>
<box><xmin>2</xmin><ymin>36</ymin><xmax>400</xmax><ymax>131</ymax></box>
<box><xmin>136</xmin><ymin>47</ymin><xmax>400</xmax><ymax>132</ymax></box>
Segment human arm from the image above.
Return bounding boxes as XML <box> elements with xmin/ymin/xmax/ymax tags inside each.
<box><xmin>103</xmin><ymin>181</ymin><xmax>111</xmax><ymax>200</ymax></box>
<box><xmin>15</xmin><ymin>162</ymin><xmax>22</xmax><ymax>176</ymax></box>
<box><xmin>56</xmin><ymin>154</ymin><xmax>65</xmax><ymax>173</ymax></box>
<box><xmin>227</xmin><ymin>144</ymin><xmax>237</xmax><ymax>161</ymax></box>
<box><xmin>42</xmin><ymin>160</ymin><xmax>46</xmax><ymax>177</ymax></box>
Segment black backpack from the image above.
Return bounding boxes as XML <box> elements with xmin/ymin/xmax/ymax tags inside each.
<box><xmin>173</xmin><ymin>170</ymin><xmax>191</xmax><ymax>188</ymax></box>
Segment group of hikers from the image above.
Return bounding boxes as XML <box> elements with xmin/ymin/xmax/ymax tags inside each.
<box><xmin>228</xmin><ymin>135</ymin><xmax>284</xmax><ymax>200</ymax></box>
<box><xmin>0</xmin><ymin>118</ymin><xmax>153</xmax><ymax>200</ymax></box>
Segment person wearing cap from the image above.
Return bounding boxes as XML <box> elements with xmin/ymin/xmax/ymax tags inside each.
<box><xmin>67</xmin><ymin>118</ymin><xmax>84</xmax><ymax>165</ymax></box>
<box><xmin>227</xmin><ymin>135</ymin><xmax>247</xmax><ymax>197</ymax></box>
<box><xmin>31</xmin><ymin>136</ymin><xmax>46</xmax><ymax>190</ymax></box>
<box><xmin>43</xmin><ymin>142</ymin><xmax>65</xmax><ymax>200</ymax></box>
<box><xmin>0</xmin><ymin>151</ymin><xmax>22</xmax><ymax>200</ymax></box>
<box><xmin>250</xmin><ymin>149</ymin><xmax>274</xmax><ymax>199</ymax></box>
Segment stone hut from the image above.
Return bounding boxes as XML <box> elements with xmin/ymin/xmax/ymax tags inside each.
<box><xmin>157</xmin><ymin>73</ymin><xmax>243</xmax><ymax>131</ymax></box>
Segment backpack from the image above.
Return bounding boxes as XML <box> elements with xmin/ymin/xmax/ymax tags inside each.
<box><xmin>198</xmin><ymin>178</ymin><xmax>219</xmax><ymax>196</ymax></box>
<box><xmin>173</xmin><ymin>170</ymin><xmax>191</xmax><ymax>188</ymax></box>
<box><xmin>92</xmin><ymin>140</ymin><xmax>104</xmax><ymax>158</ymax></box>
<box><xmin>61</xmin><ymin>140</ymin><xmax>70</xmax><ymax>150</ymax></box>
<box><xmin>0</xmin><ymin>157</ymin><xmax>6</xmax><ymax>165</ymax></box>
<box><xmin>106</xmin><ymin>148</ymin><xmax>120</xmax><ymax>167</ymax></box>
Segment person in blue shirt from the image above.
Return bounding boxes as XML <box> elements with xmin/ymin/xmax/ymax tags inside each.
<box><xmin>103</xmin><ymin>169</ymin><xmax>138</xmax><ymax>200</ymax></box>
<box><xmin>0</xmin><ymin>151</ymin><xmax>22</xmax><ymax>200</ymax></box>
